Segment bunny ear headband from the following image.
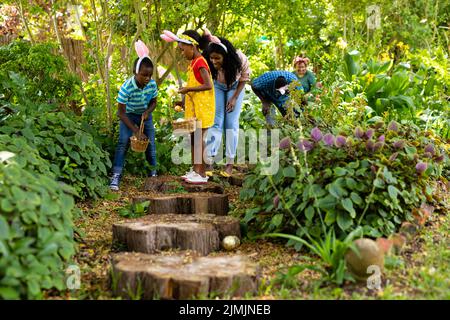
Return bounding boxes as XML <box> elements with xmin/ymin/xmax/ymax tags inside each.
<box><xmin>294</xmin><ymin>56</ymin><xmax>310</xmax><ymax>66</ymax></box>
<box><xmin>160</xmin><ymin>30</ymin><xmax>199</xmax><ymax>46</ymax></box>
<box><xmin>203</xmin><ymin>28</ymin><xmax>228</xmax><ymax>53</ymax></box>
<box><xmin>135</xmin><ymin>40</ymin><xmax>152</xmax><ymax>73</ymax></box>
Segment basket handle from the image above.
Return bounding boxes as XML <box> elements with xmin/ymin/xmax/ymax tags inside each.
<box><xmin>138</xmin><ymin>116</ymin><xmax>145</xmax><ymax>138</ymax></box>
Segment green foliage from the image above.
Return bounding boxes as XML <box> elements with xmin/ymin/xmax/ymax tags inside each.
<box><xmin>0</xmin><ymin>153</ymin><xmax>77</xmax><ymax>299</ymax></box>
<box><xmin>116</xmin><ymin>200</ymin><xmax>150</xmax><ymax>219</ymax></box>
<box><xmin>240</xmin><ymin>120</ymin><xmax>448</xmax><ymax>239</ymax></box>
<box><xmin>0</xmin><ymin>40</ymin><xmax>81</xmax><ymax>106</ymax></box>
<box><xmin>1</xmin><ymin>108</ymin><xmax>111</xmax><ymax>199</ymax></box>
<box><xmin>268</xmin><ymin>227</ymin><xmax>363</xmax><ymax>286</ymax></box>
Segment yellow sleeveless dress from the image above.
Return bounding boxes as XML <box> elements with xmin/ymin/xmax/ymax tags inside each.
<box><xmin>185</xmin><ymin>56</ymin><xmax>215</xmax><ymax>128</ymax></box>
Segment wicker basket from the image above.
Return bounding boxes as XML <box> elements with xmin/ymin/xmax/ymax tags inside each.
<box><xmin>172</xmin><ymin>117</ymin><xmax>197</xmax><ymax>133</ymax></box>
<box><xmin>130</xmin><ymin>117</ymin><xmax>149</xmax><ymax>152</ymax></box>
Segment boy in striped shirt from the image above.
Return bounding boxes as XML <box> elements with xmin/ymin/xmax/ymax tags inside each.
<box><xmin>110</xmin><ymin>57</ymin><xmax>158</xmax><ymax>191</ymax></box>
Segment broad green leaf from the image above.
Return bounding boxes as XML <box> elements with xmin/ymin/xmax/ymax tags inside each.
<box><xmin>350</xmin><ymin>192</ymin><xmax>363</xmax><ymax>206</ymax></box>
<box><xmin>388</xmin><ymin>185</ymin><xmax>399</xmax><ymax>201</ymax></box>
<box><xmin>305</xmin><ymin>205</ymin><xmax>315</xmax><ymax>221</ymax></box>
<box><xmin>334</xmin><ymin>167</ymin><xmax>347</xmax><ymax>176</ymax></box>
<box><xmin>316</xmin><ymin>194</ymin><xmax>338</xmax><ymax>210</ymax></box>
<box><xmin>0</xmin><ymin>216</ymin><xmax>10</xmax><ymax>240</ymax></box>
<box><xmin>283</xmin><ymin>166</ymin><xmax>296</xmax><ymax>178</ymax></box>
<box><xmin>271</xmin><ymin>213</ymin><xmax>283</xmax><ymax>228</ymax></box>
<box><xmin>341</xmin><ymin>198</ymin><xmax>356</xmax><ymax>218</ymax></box>
<box><xmin>337</xmin><ymin>212</ymin><xmax>353</xmax><ymax>231</ymax></box>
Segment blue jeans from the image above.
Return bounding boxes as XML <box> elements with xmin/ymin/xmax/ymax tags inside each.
<box><xmin>112</xmin><ymin>113</ymin><xmax>156</xmax><ymax>175</ymax></box>
<box><xmin>206</xmin><ymin>81</ymin><xmax>245</xmax><ymax>162</ymax></box>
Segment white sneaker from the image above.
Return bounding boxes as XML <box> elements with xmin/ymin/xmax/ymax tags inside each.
<box><xmin>181</xmin><ymin>168</ymin><xmax>194</xmax><ymax>180</ymax></box>
<box><xmin>185</xmin><ymin>172</ymin><xmax>208</xmax><ymax>184</ymax></box>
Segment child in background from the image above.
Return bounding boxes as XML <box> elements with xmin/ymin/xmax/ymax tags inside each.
<box><xmin>109</xmin><ymin>41</ymin><xmax>158</xmax><ymax>191</ymax></box>
<box><xmin>162</xmin><ymin>29</ymin><xmax>215</xmax><ymax>184</ymax></box>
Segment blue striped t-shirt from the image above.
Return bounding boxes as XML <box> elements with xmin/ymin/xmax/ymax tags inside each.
<box><xmin>117</xmin><ymin>77</ymin><xmax>158</xmax><ymax>114</ymax></box>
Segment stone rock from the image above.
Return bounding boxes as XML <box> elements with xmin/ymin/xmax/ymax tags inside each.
<box><xmin>345</xmin><ymin>238</ymin><xmax>384</xmax><ymax>280</ymax></box>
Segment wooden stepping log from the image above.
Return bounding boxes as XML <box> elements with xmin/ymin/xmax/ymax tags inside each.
<box><xmin>133</xmin><ymin>193</ymin><xmax>229</xmax><ymax>215</ymax></box>
<box><xmin>112</xmin><ymin>214</ymin><xmax>241</xmax><ymax>255</ymax></box>
<box><xmin>229</xmin><ymin>173</ymin><xmax>245</xmax><ymax>186</ymax></box>
<box><xmin>143</xmin><ymin>176</ymin><xmax>224</xmax><ymax>194</ymax></box>
<box><xmin>111</xmin><ymin>252</ymin><xmax>260</xmax><ymax>299</ymax></box>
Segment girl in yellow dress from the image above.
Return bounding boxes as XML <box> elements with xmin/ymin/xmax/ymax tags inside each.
<box><xmin>175</xmin><ymin>30</ymin><xmax>216</xmax><ymax>184</ymax></box>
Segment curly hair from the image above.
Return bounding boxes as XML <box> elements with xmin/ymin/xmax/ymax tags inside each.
<box><xmin>205</xmin><ymin>37</ymin><xmax>242</xmax><ymax>89</ymax></box>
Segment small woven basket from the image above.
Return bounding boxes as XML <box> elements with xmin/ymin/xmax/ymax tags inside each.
<box><xmin>172</xmin><ymin>117</ymin><xmax>196</xmax><ymax>133</ymax></box>
<box><xmin>130</xmin><ymin>117</ymin><xmax>149</xmax><ymax>152</ymax></box>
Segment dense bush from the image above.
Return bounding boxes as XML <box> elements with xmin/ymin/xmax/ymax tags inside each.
<box><xmin>0</xmin><ymin>152</ymin><xmax>77</xmax><ymax>299</ymax></box>
<box><xmin>0</xmin><ymin>40</ymin><xmax>81</xmax><ymax>106</ymax></box>
<box><xmin>1</xmin><ymin>106</ymin><xmax>111</xmax><ymax>199</ymax></box>
<box><xmin>240</xmin><ymin>119</ymin><xmax>449</xmax><ymax>242</ymax></box>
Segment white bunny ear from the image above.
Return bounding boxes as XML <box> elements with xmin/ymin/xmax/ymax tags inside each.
<box><xmin>135</xmin><ymin>40</ymin><xmax>149</xmax><ymax>57</ymax></box>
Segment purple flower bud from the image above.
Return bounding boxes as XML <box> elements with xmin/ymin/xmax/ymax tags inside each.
<box><xmin>365</xmin><ymin>129</ymin><xmax>375</xmax><ymax>140</ymax></box>
<box><xmin>303</xmin><ymin>139</ymin><xmax>315</xmax><ymax>151</ymax></box>
<box><xmin>393</xmin><ymin>140</ymin><xmax>405</xmax><ymax>149</ymax></box>
<box><xmin>389</xmin><ymin>152</ymin><xmax>399</xmax><ymax>161</ymax></box>
<box><xmin>311</xmin><ymin>127</ymin><xmax>323</xmax><ymax>142</ymax></box>
<box><xmin>366</xmin><ymin>140</ymin><xmax>375</xmax><ymax>152</ymax></box>
<box><xmin>373</xmin><ymin>141</ymin><xmax>384</xmax><ymax>152</ymax></box>
<box><xmin>378</xmin><ymin>135</ymin><xmax>385</xmax><ymax>142</ymax></box>
<box><xmin>416</xmin><ymin>162</ymin><xmax>427</xmax><ymax>174</ymax></box>
<box><xmin>423</xmin><ymin>152</ymin><xmax>433</xmax><ymax>159</ymax></box>
<box><xmin>424</xmin><ymin>144</ymin><xmax>435</xmax><ymax>155</ymax></box>
<box><xmin>355</xmin><ymin>126</ymin><xmax>365</xmax><ymax>139</ymax></box>
<box><xmin>335</xmin><ymin>135</ymin><xmax>347</xmax><ymax>148</ymax></box>
<box><xmin>323</xmin><ymin>133</ymin><xmax>335</xmax><ymax>146</ymax></box>
<box><xmin>273</xmin><ymin>195</ymin><xmax>280</xmax><ymax>208</ymax></box>
<box><xmin>279</xmin><ymin>137</ymin><xmax>291</xmax><ymax>150</ymax></box>
<box><xmin>388</xmin><ymin>121</ymin><xmax>399</xmax><ymax>132</ymax></box>
<box><xmin>435</xmin><ymin>154</ymin><xmax>444</xmax><ymax>163</ymax></box>
<box><xmin>371</xmin><ymin>165</ymin><xmax>378</xmax><ymax>173</ymax></box>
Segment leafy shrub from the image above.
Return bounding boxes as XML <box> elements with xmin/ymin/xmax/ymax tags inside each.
<box><xmin>0</xmin><ymin>152</ymin><xmax>77</xmax><ymax>299</ymax></box>
<box><xmin>240</xmin><ymin>120</ymin><xmax>449</xmax><ymax>241</ymax></box>
<box><xmin>0</xmin><ymin>40</ymin><xmax>81</xmax><ymax>106</ymax></box>
<box><xmin>1</xmin><ymin>107</ymin><xmax>111</xmax><ymax>199</ymax></box>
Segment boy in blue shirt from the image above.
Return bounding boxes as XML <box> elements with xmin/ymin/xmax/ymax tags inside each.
<box><xmin>110</xmin><ymin>57</ymin><xmax>158</xmax><ymax>191</ymax></box>
<box><xmin>251</xmin><ymin>71</ymin><xmax>303</xmax><ymax>126</ymax></box>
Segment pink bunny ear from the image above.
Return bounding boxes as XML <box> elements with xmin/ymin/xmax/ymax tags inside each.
<box><xmin>163</xmin><ymin>30</ymin><xmax>179</xmax><ymax>41</ymax></box>
<box><xmin>160</xmin><ymin>34</ymin><xmax>175</xmax><ymax>42</ymax></box>
<box><xmin>135</xmin><ymin>40</ymin><xmax>149</xmax><ymax>58</ymax></box>
<box><xmin>203</xmin><ymin>27</ymin><xmax>220</xmax><ymax>44</ymax></box>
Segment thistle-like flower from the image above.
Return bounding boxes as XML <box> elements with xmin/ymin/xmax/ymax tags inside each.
<box><xmin>416</xmin><ymin>162</ymin><xmax>427</xmax><ymax>174</ymax></box>
<box><xmin>388</xmin><ymin>120</ymin><xmax>399</xmax><ymax>132</ymax></box>
<box><xmin>323</xmin><ymin>133</ymin><xmax>335</xmax><ymax>146</ymax></box>
<box><xmin>311</xmin><ymin>127</ymin><xmax>323</xmax><ymax>142</ymax></box>
<box><xmin>355</xmin><ymin>127</ymin><xmax>365</xmax><ymax>139</ymax></box>
<box><xmin>393</xmin><ymin>140</ymin><xmax>405</xmax><ymax>149</ymax></box>
<box><xmin>335</xmin><ymin>135</ymin><xmax>347</xmax><ymax>148</ymax></box>
<box><xmin>279</xmin><ymin>137</ymin><xmax>291</xmax><ymax>150</ymax></box>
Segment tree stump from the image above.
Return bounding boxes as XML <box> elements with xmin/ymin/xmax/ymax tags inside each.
<box><xmin>229</xmin><ymin>174</ymin><xmax>245</xmax><ymax>186</ymax></box>
<box><xmin>111</xmin><ymin>252</ymin><xmax>260</xmax><ymax>299</ymax></box>
<box><xmin>112</xmin><ymin>214</ymin><xmax>240</xmax><ymax>256</ymax></box>
<box><xmin>143</xmin><ymin>176</ymin><xmax>224</xmax><ymax>194</ymax></box>
<box><xmin>133</xmin><ymin>193</ymin><xmax>229</xmax><ymax>215</ymax></box>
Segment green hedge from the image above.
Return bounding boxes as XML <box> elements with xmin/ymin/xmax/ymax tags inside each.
<box><xmin>0</xmin><ymin>151</ymin><xmax>77</xmax><ymax>299</ymax></box>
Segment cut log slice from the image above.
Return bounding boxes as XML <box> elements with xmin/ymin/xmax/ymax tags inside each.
<box><xmin>112</xmin><ymin>214</ymin><xmax>241</xmax><ymax>256</ymax></box>
<box><xmin>111</xmin><ymin>252</ymin><xmax>260</xmax><ymax>299</ymax></box>
<box><xmin>133</xmin><ymin>193</ymin><xmax>229</xmax><ymax>215</ymax></box>
<box><xmin>229</xmin><ymin>173</ymin><xmax>245</xmax><ymax>186</ymax></box>
<box><xmin>143</xmin><ymin>176</ymin><xmax>224</xmax><ymax>194</ymax></box>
